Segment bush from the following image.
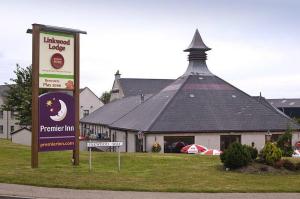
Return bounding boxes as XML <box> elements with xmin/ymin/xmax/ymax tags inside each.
<box><xmin>244</xmin><ymin>145</ymin><xmax>258</xmax><ymax>160</ymax></box>
<box><xmin>220</xmin><ymin>142</ymin><xmax>251</xmax><ymax>169</ymax></box>
<box><xmin>152</xmin><ymin>142</ymin><xmax>161</xmax><ymax>153</ymax></box>
<box><xmin>260</xmin><ymin>142</ymin><xmax>282</xmax><ymax>165</ymax></box>
<box><xmin>282</xmin><ymin>159</ymin><xmax>296</xmax><ymax>171</ymax></box>
<box><xmin>277</xmin><ymin>130</ymin><xmax>293</xmax><ymax>157</ymax></box>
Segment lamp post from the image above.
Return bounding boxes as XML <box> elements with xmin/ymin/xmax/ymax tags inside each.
<box><xmin>266</xmin><ymin>130</ymin><xmax>272</xmax><ymax>143</ymax></box>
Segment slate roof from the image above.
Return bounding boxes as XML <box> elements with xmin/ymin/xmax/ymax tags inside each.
<box><xmin>118</xmin><ymin>78</ymin><xmax>174</xmax><ymax>97</ymax></box>
<box><xmin>267</xmin><ymin>98</ymin><xmax>300</xmax><ymax>108</ymax></box>
<box><xmin>81</xmin><ymin>30</ymin><xmax>300</xmax><ymax>133</ymax></box>
<box><xmin>110</xmin><ymin>75</ymin><xmax>300</xmax><ymax>132</ymax></box>
<box><xmin>80</xmin><ymin>94</ymin><xmax>152</xmax><ymax>125</ymax></box>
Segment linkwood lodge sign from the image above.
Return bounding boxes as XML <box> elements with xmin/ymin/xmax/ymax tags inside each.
<box><xmin>39</xmin><ymin>31</ymin><xmax>74</xmax><ymax>90</ymax></box>
<box><xmin>28</xmin><ymin>24</ymin><xmax>86</xmax><ymax>168</ymax></box>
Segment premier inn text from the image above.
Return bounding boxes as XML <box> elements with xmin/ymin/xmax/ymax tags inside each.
<box><xmin>40</xmin><ymin>125</ymin><xmax>74</xmax><ymax>132</ymax></box>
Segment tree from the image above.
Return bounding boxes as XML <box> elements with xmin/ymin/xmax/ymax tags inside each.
<box><xmin>1</xmin><ymin>64</ymin><xmax>33</xmax><ymax>126</ymax></box>
<box><xmin>100</xmin><ymin>91</ymin><xmax>111</xmax><ymax>104</ymax></box>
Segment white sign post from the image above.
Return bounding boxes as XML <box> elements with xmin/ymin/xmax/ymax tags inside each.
<box><xmin>87</xmin><ymin>142</ymin><xmax>123</xmax><ymax>172</ymax></box>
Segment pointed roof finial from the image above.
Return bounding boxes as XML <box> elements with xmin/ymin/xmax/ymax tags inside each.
<box><xmin>115</xmin><ymin>70</ymin><xmax>120</xmax><ymax>76</ymax></box>
<box><xmin>184</xmin><ymin>29</ymin><xmax>211</xmax><ymax>52</ymax></box>
<box><xmin>115</xmin><ymin>70</ymin><xmax>121</xmax><ymax>79</ymax></box>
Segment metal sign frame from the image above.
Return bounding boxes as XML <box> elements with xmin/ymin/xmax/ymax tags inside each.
<box><xmin>87</xmin><ymin>142</ymin><xmax>123</xmax><ymax>172</ymax></box>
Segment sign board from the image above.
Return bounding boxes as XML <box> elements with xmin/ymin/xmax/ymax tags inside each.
<box><xmin>87</xmin><ymin>141</ymin><xmax>123</xmax><ymax>172</ymax></box>
<box><xmin>39</xmin><ymin>92</ymin><xmax>75</xmax><ymax>151</ymax></box>
<box><xmin>39</xmin><ymin>31</ymin><xmax>74</xmax><ymax>90</ymax></box>
<box><xmin>87</xmin><ymin>142</ymin><xmax>123</xmax><ymax>147</ymax></box>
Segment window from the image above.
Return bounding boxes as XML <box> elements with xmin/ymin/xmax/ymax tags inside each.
<box><xmin>83</xmin><ymin>110</ymin><xmax>89</xmax><ymax>117</ymax></box>
<box><xmin>220</xmin><ymin>135</ymin><xmax>241</xmax><ymax>151</ymax></box>
<box><xmin>111</xmin><ymin>89</ymin><xmax>119</xmax><ymax>93</ymax></box>
<box><xmin>10</xmin><ymin>126</ymin><xmax>14</xmax><ymax>133</ymax></box>
<box><xmin>0</xmin><ymin>125</ymin><xmax>3</xmax><ymax>134</ymax></box>
<box><xmin>164</xmin><ymin>136</ymin><xmax>195</xmax><ymax>153</ymax></box>
<box><xmin>265</xmin><ymin>134</ymin><xmax>283</xmax><ymax>143</ymax></box>
<box><xmin>0</xmin><ymin>111</ymin><xmax>3</xmax><ymax>119</ymax></box>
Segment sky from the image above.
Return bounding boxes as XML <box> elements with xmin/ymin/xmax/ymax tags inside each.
<box><xmin>0</xmin><ymin>0</ymin><xmax>299</xmax><ymax>98</ymax></box>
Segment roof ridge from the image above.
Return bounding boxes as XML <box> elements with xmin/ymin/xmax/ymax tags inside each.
<box><xmin>214</xmin><ymin>75</ymin><xmax>300</xmax><ymax>129</ymax></box>
<box><xmin>109</xmin><ymin>94</ymin><xmax>155</xmax><ymax>126</ymax></box>
<box><xmin>268</xmin><ymin>98</ymin><xmax>300</xmax><ymax>100</ymax></box>
<box><xmin>145</xmin><ymin>76</ymin><xmax>191</xmax><ymax>132</ymax></box>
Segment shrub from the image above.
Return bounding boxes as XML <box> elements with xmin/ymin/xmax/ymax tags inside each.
<box><xmin>260</xmin><ymin>142</ymin><xmax>282</xmax><ymax>165</ymax></box>
<box><xmin>244</xmin><ymin>145</ymin><xmax>258</xmax><ymax>160</ymax></box>
<box><xmin>282</xmin><ymin>159</ymin><xmax>296</xmax><ymax>171</ymax></box>
<box><xmin>152</xmin><ymin>142</ymin><xmax>161</xmax><ymax>153</ymax></box>
<box><xmin>220</xmin><ymin>142</ymin><xmax>251</xmax><ymax>169</ymax></box>
<box><xmin>277</xmin><ymin>129</ymin><xmax>293</xmax><ymax>157</ymax></box>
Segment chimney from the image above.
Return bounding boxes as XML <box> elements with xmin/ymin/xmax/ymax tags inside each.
<box><xmin>115</xmin><ymin>70</ymin><xmax>121</xmax><ymax>79</ymax></box>
<box><xmin>183</xmin><ymin>29</ymin><xmax>212</xmax><ymax>76</ymax></box>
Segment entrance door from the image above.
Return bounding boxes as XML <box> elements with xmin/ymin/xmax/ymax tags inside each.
<box><xmin>135</xmin><ymin>135</ymin><xmax>143</xmax><ymax>152</ymax></box>
<box><xmin>220</xmin><ymin>135</ymin><xmax>241</xmax><ymax>151</ymax></box>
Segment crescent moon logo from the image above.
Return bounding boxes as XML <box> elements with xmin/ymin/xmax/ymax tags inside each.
<box><xmin>50</xmin><ymin>99</ymin><xmax>67</xmax><ymax>122</ymax></box>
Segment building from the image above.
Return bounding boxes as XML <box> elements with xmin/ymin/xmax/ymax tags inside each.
<box><xmin>267</xmin><ymin>98</ymin><xmax>300</xmax><ymax>121</ymax></box>
<box><xmin>79</xmin><ymin>87</ymin><xmax>104</xmax><ymax>119</ymax></box>
<box><xmin>81</xmin><ymin>30</ymin><xmax>300</xmax><ymax>153</ymax></box>
<box><xmin>11</xmin><ymin>127</ymin><xmax>31</xmax><ymax>146</ymax></box>
<box><xmin>0</xmin><ymin>85</ymin><xmax>22</xmax><ymax>139</ymax></box>
<box><xmin>110</xmin><ymin>70</ymin><xmax>174</xmax><ymax>102</ymax></box>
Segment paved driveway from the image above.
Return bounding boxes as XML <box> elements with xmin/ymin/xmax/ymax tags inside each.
<box><xmin>0</xmin><ymin>183</ymin><xmax>299</xmax><ymax>199</ymax></box>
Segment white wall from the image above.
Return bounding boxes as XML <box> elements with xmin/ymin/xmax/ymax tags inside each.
<box><xmin>241</xmin><ymin>133</ymin><xmax>266</xmax><ymax>151</ymax></box>
<box><xmin>292</xmin><ymin>131</ymin><xmax>300</xmax><ymax>146</ymax></box>
<box><xmin>11</xmin><ymin>129</ymin><xmax>31</xmax><ymax>146</ymax></box>
<box><xmin>127</xmin><ymin>132</ymin><xmax>136</xmax><ymax>152</ymax></box>
<box><xmin>0</xmin><ymin>97</ymin><xmax>21</xmax><ymax>139</ymax></box>
<box><xmin>80</xmin><ymin>88</ymin><xmax>103</xmax><ymax>119</ymax></box>
<box><xmin>146</xmin><ymin>133</ymin><xmax>220</xmax><ymax>153</ymax></box>
<box><xmin>145</xmin><ymin>131</ymin><xmax>295</xmax><ymax>153</ymax></box>
<box><xmin>110</xmin><ymin>80</ymin><xmax>124</xmax><ymax>102</ymax></box>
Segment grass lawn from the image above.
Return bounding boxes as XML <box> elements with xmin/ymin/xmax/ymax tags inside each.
<box><xmin>0</xmin><ymin>139</ymin><xmax>300</xmax><ymax>192</ymax></box>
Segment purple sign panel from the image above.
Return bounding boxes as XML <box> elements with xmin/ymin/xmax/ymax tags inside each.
<box><xmin>39</xmin><ymin>92</ymin><xmax>75</xmax><ymax>152</ymax></box>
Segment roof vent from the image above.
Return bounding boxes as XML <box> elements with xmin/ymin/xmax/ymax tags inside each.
<box><xmin>183</xmin><ymin>29</ymin><xmax>213</xmax><ymax>76</ymax></box>
<box><xmin>189</xmin><ymin>94</ymin><xmax>195</xmax><ymax>98</ymax></box>
<box><xmin>232</xmin><ymin>95</ymin><xmax>237</xmax><ymax>98</ymax></box>
<box><xmin>115</xmin><ymin>70</ymin><xmax>121</xmax><ymax>79</ymax></box>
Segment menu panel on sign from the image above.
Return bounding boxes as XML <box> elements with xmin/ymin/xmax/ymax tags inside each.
<box><xmin>39</xmin><ymin>31</ymin><xmax>74</xmax><ymax>90</ymax></box>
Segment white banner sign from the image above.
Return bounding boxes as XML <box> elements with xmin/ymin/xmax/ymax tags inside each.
<box><xmin>87</xmin><ymin>142</ymin><xmax>123</xmax><ymax>147</ymax></box>
<box><xmin>39</xmin><ymin>31</ymin><xmax>74</xmax><ymax>90</ymax></box>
